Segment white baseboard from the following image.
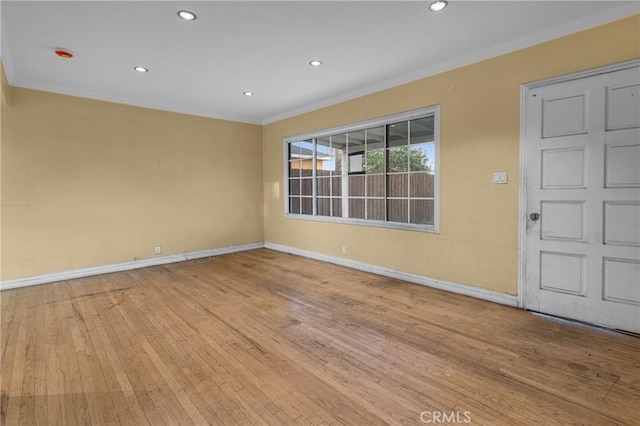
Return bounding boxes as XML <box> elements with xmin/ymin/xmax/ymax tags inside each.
<box><xmin>0</xmin><ymin>242</ymin><xmax>265</xmax><ymax>291</ymax></box>
<box><xmin>2</xmin><ymin>241</ymin><xmax>518</xmax><ymax>308</ymax></box>
<box><xmin>264</xmin><ymin>242</ymin><xmax>518</xmax><ymax>308</ymax></box>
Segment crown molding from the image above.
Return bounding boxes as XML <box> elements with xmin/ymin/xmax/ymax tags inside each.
<box><xmin>261</xmin><ymin>3</ymin><xmax>639</xmax><ymax>125</ymax></box>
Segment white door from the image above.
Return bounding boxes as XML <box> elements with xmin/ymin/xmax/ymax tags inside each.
<box><xmin>524</xmin><ymin>64</ymin><xmax>640</xmax><ymax>333</ymax></box>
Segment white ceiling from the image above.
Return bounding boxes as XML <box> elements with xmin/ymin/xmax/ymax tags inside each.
<box><xmin>2</xmin><ymin>1</ymin><xmax>638</xmax><ymax>124</ymax></box>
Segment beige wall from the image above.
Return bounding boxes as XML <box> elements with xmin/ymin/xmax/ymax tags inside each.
<box><xmin>263</xmin><ymin>15</ymin><xmax>640</xmax><ymax>295</ymax></box>
<box><xmin>2</xmin><ymin>15</ymin><xmax>638</xmax><ymax>288</ymax></box>
<box><xmin>1</xmin><ymin>88</ymin><xmax>263</xmax><ymax>280</ymax></box>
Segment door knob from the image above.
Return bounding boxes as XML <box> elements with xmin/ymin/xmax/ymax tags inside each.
<box><xmin>529</xmin><ymin>212</ymin><xmax>540</xmax><ymax>221</ymax></box>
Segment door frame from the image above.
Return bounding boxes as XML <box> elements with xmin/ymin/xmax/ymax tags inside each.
<box><xmin>517</xmin><ymin>58</ymin><xmax>640</xmax><ymax>310</ymax></box>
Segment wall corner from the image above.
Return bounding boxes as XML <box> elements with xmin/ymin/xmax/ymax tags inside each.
<box><xmin>1</xmin><ymin>59</ymin><xmax>12</xmax><ymax>107</ymax></box>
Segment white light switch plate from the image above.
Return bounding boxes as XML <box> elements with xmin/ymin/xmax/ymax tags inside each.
<box><xmin>493</xmin><ymin>171</ymin><xmax>508</xmax><ymax>184</ymax></box>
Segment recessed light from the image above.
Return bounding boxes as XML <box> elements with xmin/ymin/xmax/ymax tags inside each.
<box><xmin>134</xmin><ymin>66</ymin><xmax>148</xmax><ymax>73</ymax></box>
<box><xmin>309</xmin><ymin>60</ymin><xmax>323</xmax><ymax>67</ymax></box>
<box><xmin>177</xmin><ymin>10</ymin><xmax>197</xmax><ymax>21</ymax></box>
<box><xmin>243</xmin><ymin>91</ymin><xmax>254</xmax><ymax>97</ymax></box>
<box><xmin>429</xmin><ymin>1</ymin><xmax>448</xmax><ymax>12</ymax></box>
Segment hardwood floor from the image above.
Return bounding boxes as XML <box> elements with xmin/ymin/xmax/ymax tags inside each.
<box><xmin>1</xmin><ymin>248</ymin><xmax>639</xmax><ymax>425</ymax></box>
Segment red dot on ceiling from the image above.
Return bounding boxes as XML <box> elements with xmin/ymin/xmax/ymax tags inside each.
<box><xmin>54</xmin><ymin>49</ymin><xmax>74</xmax><ymax>59</ymax></box>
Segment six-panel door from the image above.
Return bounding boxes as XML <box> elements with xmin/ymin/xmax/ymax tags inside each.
<box><xmin>524</xmin><ymin>66</ymin><xmax>640</xmax><ymax>333</ymax></box>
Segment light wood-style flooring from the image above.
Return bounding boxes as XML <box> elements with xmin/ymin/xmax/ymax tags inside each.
<box><xmin>1</xmin><ymin>249</ymin><xmax>639</xmax><ymax>425</ymax></box>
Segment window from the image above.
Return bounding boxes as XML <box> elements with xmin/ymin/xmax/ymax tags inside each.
<box><xmin>285</xmin><ymin>106</ymin><xmax>439</xmax><ymax>232</ymax></box>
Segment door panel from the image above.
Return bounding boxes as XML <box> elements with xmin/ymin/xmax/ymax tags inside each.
<box><xmin>604</xmin><ymin>202</ymin><xmax>640</xmax><ymax>246</ymax></box>
<box><xmin>603</xmin><ymin>258</ymin><xmax>640</xmax><ymax>305</ymax></box>
<box><xmin>542</xmin><ymin>93</ymin><xmax>589</xmax><ymax>137</ymax></box>
<box><xmin>524</xmin><ymin>65</ymin><xmax>640</xmax><ymax>332</ymax></box>
<box><xmin>541</xmin><ymin>148</ymin><xmax>586</xmax><ymax>188</ymax></box>
<box><xmin>606</xmin><ymin>84</ymin><xmax>640</xmax><ymax>130</ymax></box>
<box><xmin>540</xmin><ymin>201</ymin><xmax>586</xmax><ymax>242</ymax></box>
<box><xmin>605</xmin><ymin>141</ymin><xmax>640</xmax><ymax>187</ymax></box>
<box><xmin>539</xmin><ymin>251</ymin><xmax>586</xmax><ymax>295</ymax></box>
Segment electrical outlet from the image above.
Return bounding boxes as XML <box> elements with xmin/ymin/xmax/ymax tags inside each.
<box><xmin>493</xmin><ymin>171</ymin><xmax>508</xmax><ymax>184</ymax></box>
<box><xmin>341</xmin><ymin>246</ymin><xmax>347</xmax><ymax>255</ymax></box>
<box><xmin>154</xmin><ymin>246</ymin><xmax>162</xmax><ymax>255</ymax></box>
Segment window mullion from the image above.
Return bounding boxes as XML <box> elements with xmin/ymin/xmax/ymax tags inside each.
<box><xmin>342</xmin><ymin>150</ymin><xmax>348</xmax><ymax>218</ymax></box>
<box><xmin>364</xmin><ymin>128</ymin><xmax>368</xmax><ymax>220</ymax></box>
<box><xmin>407</xmin><ymin>119</ymin><xmax>411</xmax><ymax>223</ymax></box>
<box><xmin>384</xmin><ymin>126</ymin><xmax>388</xmax><ymax>222</ymax></box>
<box><xmin>312</xmin><ymin>138</ymin><xmax>317</xmax><ymax>216</ymax></box>
<box><xmin>343</xmin><ymin>133</ymin><xmax>349</xmax><ymax>218</ymax></box>
<box><xmin>385</xmin><ymin>125</ymin><xmax>389</xmax><ymax>223</ymax></box>
<box><xmin>329</xmin><ymin>135</ymin><xmax>333</xmax><ymax>216</ymax></box>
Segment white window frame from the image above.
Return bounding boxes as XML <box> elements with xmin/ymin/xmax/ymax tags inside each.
<box><xmin>283</xmin><ymin>106</ymin><xmax>440</xmax><ymax>233</ymax></box>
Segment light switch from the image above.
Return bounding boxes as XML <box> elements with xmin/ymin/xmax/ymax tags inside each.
<box><xmin>493</xmin><ymin>171</ymin><xmax>508</xmax><ymax>184</ymax></box>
